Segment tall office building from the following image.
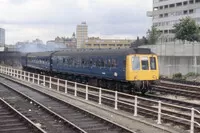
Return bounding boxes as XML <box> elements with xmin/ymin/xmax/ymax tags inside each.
<box><xmin>0</xmin><ymin>28</ymin><xmax>5</xmax><ymax>46</ymax></box>
<box><xmin>76</xmin><ymin>22</ymin><xmax>88</xmax><ymax>48</ymax></box>
<box><xmin>147</xmin><ymin>0</ymin><xmax>200</xmax><ymax>42</ymax></box>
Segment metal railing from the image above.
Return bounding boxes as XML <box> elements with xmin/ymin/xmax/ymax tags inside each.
<box><xmin>0</xmin><ymin>66</ymin><xmax>200</xmax><ymax>133</ymax></box>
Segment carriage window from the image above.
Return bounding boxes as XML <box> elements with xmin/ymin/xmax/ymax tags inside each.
<box><xmin>100</xmin><ymin>59</ymin><xmax>104</xmax><ymax>67</ymax></box>
<box><xmin>81</xmin><ymin>59</ymin><xmax>85</xmax><ymax>65</ymax></box>
<box><xmin>108</xmin><ymin>59</ymin><xmax>111</xmax><ymax>67</ymax></box>
<box><xmin>93</xmin><ymin>59</ymin><xmax>96</xmax><ymax>67</ymax></box>
<box><xmin>84</xmin><ymin>58</ymin><xmax>89</xmax><ymax>67</ymax></box>
<box><xmin>68</xmin><ymin>58</ymin><xmax>73</xmax><ymax>66</ymax></box>
<box><xmin>104</xmin><ymin>59</ymin><xmax>107</xmax><ymax>67</ymax></box>
<box><xmin>76</xmin><ymin>57</ymin><xmax>81</xmax><ymax>67</ymax></box>
<box><xmin>90</xmin><ymin>59</ymin><xmax>93</xmax><ymax>66</ymax></box>
<box><xmin>141</xmin><ymin>57</ymin><xmax>149</xmax><ymax>70</ymax></box>
<box><xmin>112</xmin><ymin>59</ymin><xmax>117</xmax><ymax>68</ymax></box>
<box><xmin>132</xmin><ymin>56</ymin><xmax>140</xmax><ymax>70</ymax></box>
<box><xmin>150</xmin><ymin>57</ymin><xmax>156</xmax><ymax>70</ymax></box>
<box><xmin>96</xmin><ymin>59</ymin><xmax>101</xmax><ymax>67</ymax></box>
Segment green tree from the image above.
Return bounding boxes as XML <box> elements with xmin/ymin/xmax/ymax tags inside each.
<box><xmin>173</xmin><ymin>17</ymin><xmax>200</xmax><ymax>42</ymax></box>
<box><xmin>130</xmin><ymin>36</ymin><xmax>148</xmax><ymax>48</ymax></box>
<box><xmin>147</xmin><ymin>26</ymin><xmax>161</xmax><ymax>44</ymax></box>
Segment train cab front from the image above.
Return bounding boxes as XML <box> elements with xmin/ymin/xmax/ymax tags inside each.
<box><xmin>126</xmin><ymin>54</ymin><xmax>159</xmax><ymax>94</ymax></box>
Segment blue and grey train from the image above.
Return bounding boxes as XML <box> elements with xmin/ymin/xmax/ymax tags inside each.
<box><xmin>21</xmin><ymin>48</ymin><xmax>159</xmax><ymax>93</ymax></box>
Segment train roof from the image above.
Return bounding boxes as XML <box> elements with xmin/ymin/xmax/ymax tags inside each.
<box><xmin>53</xmin><ymin>48</ymin><xmax>155</xmax><ymax>57</ymax></box>
<box><xmin>25</xmin><ymin>48</ymin><xmax>155</xmax><ymax>58</ymax></box>
<box><xmin>27</xmin><ymin>51</ymin><xmax>55</xmax><ymax>57</ymax></box>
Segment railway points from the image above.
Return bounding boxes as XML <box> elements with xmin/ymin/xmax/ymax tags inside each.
<box><xmin>0</xmin><ymin>66</ymin><xmax>199</xmax><ymax>133</ymax></box>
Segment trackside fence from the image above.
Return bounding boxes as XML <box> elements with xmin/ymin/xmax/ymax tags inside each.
<box><xmin>0</xmin><ymin>66</ymin><xmax>200</xmax><ymax>133</ymax></box>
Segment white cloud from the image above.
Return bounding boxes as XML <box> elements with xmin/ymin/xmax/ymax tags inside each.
<box><xmin>0</xmin><ymin>0</ymin><xmax>152</xmax><ymax>44</ymax></box>
<box><xmin>77</xmin><ymin>0</ymin><xmax>90</xmax><ymax>10</ymax></box>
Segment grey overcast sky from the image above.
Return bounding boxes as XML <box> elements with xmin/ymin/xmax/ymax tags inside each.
<box><xmin>0</xmin><ymin>0</ymin><xmax>152</xmax><ymax>44</ymax></box>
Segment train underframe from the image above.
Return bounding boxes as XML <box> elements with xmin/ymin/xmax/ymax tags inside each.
<box><xmin>23</xmin><ymin>67</ymin><xmax>154</xmax><ymax>94</ymax></box>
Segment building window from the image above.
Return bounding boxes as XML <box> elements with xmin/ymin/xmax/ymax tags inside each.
<box><xmin>189</xmin><ymin>0</ymin><xmax>194</xmax><ymax>4</ymax></box>
<box><xmin>164</xmin><ymin>13</ymin><xmax>168</xmax><ymax>17</ymax></box>
<box><xmin>159</xmin><ymin>6</ymin><xmax>163</xmax><ymax>10</ymax></box>
<box><xmin>117</xmin><ymin>44</ymin><xmax>123</xmax><ymax>46</ymax></box>
<box><xmin>196</xmin><ymin>0</ymin><xmax>200</xmax><ymax>3</ymax></box>
<box><xmin>124</xmin><ymin>44</ymin><xmax>130</xmax><ymax>46</ymax></box>
<box><xmin>160</xmin><ymin>30</ymin><xmax>164</xmax><ymax>34</ymax></box>
<box><xmin>109</xmin><ymin>44</ymin><xmax>115</xmax><ymax>46</ymax></box>
<box><xmin>153</xmin><ymin>0</ymin><xmax>158</xmax><ymax>3</ymax></box>
<box><xmin>183</xmin><ymin>1</ymin><xmax>188</xmax><ymax>5</ymax></box>
<box><xmin>159</xmin><ymin>14</ymin><xmax>163</xmax><ymax>18</ymax></box>
<box><xmin>183</xmin><ymin>10</ymin><xmax>188</xmax><ymax>15</ymax></box>
<box><xmin>153</xmin><ymin>23</ymin><xmax>158</xmax><ymax>27</ymax></box>
<box><xmin>86</xmin><ymin>44</ymin><xmax>91</xmax><ymax>46</ymax></box>
<box><xmin>101</xmin><ymin>44</ymin><xmax>107</xmax><ymax>46</ymax></box>
<box><xmin>169</xmin><ymin>4</ymin><xmax>175</xmax><ymax>8</ymax></box>
<box><xmin>164</xmin><ymin>5</ymin><xmax>168</xmax><ymax>9</ymax></box>
<box><xmin>153</xmin><ymin>7</ymin><xmax>158</xmax><ymax>11</ymax></box>
<box><xmin>189</xmin><ymin>9</ymin><xmax>194</xmax><ymax>14</ymax></box>
<box><xmin>169</xmin><ymin>29</ymin><xmax>175</xmax><ymax>33</ymax></box>
<box><xmin>176</xmin><ymin>2</ymin><xmax>182</xmax><ymax>6</ymax></box>
<box><xmin>94</xmin><ymin>44</ymin><xmax>100</xmax><ymax>46</ymax></box>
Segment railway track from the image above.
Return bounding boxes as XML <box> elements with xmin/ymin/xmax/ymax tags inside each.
<box><xmin>0</xmin><ymin>76</ymin><xmax>134</xmax><ymax>133</ymax></box>
<box><xmin>0</xmin><ymin>98</ymin><xmax>45</xmax><ymax>133</ymax></box>
<box><xmin>152</xmin><ymin>81</ymin><xmax>200</xmax><ymax>99</ymax></box>
<box><xmin>160</xmin><ymin>80</ymin><xmax>200</xmax><ymax>91</ymax></box>
<box><xmin>160</xmin><ymin>78</ymin><xmax>200</xmax><ymax>86</ymax></box>
<box><xmin>0</xmin><ymin>83</ymin><xmax>86</xmax><ymax>133</ymax></box>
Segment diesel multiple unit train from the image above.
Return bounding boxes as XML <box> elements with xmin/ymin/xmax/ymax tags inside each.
<box><xmin>20</xmin><ymin>48</ymin><xmax>159</xmax><ymax>94</ymax></box>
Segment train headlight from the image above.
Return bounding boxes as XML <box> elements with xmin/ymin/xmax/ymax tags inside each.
<box><xmin>152</xmin><ymin>75</ymin><xmax>156</xmax><ymax>79</ymax></box>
